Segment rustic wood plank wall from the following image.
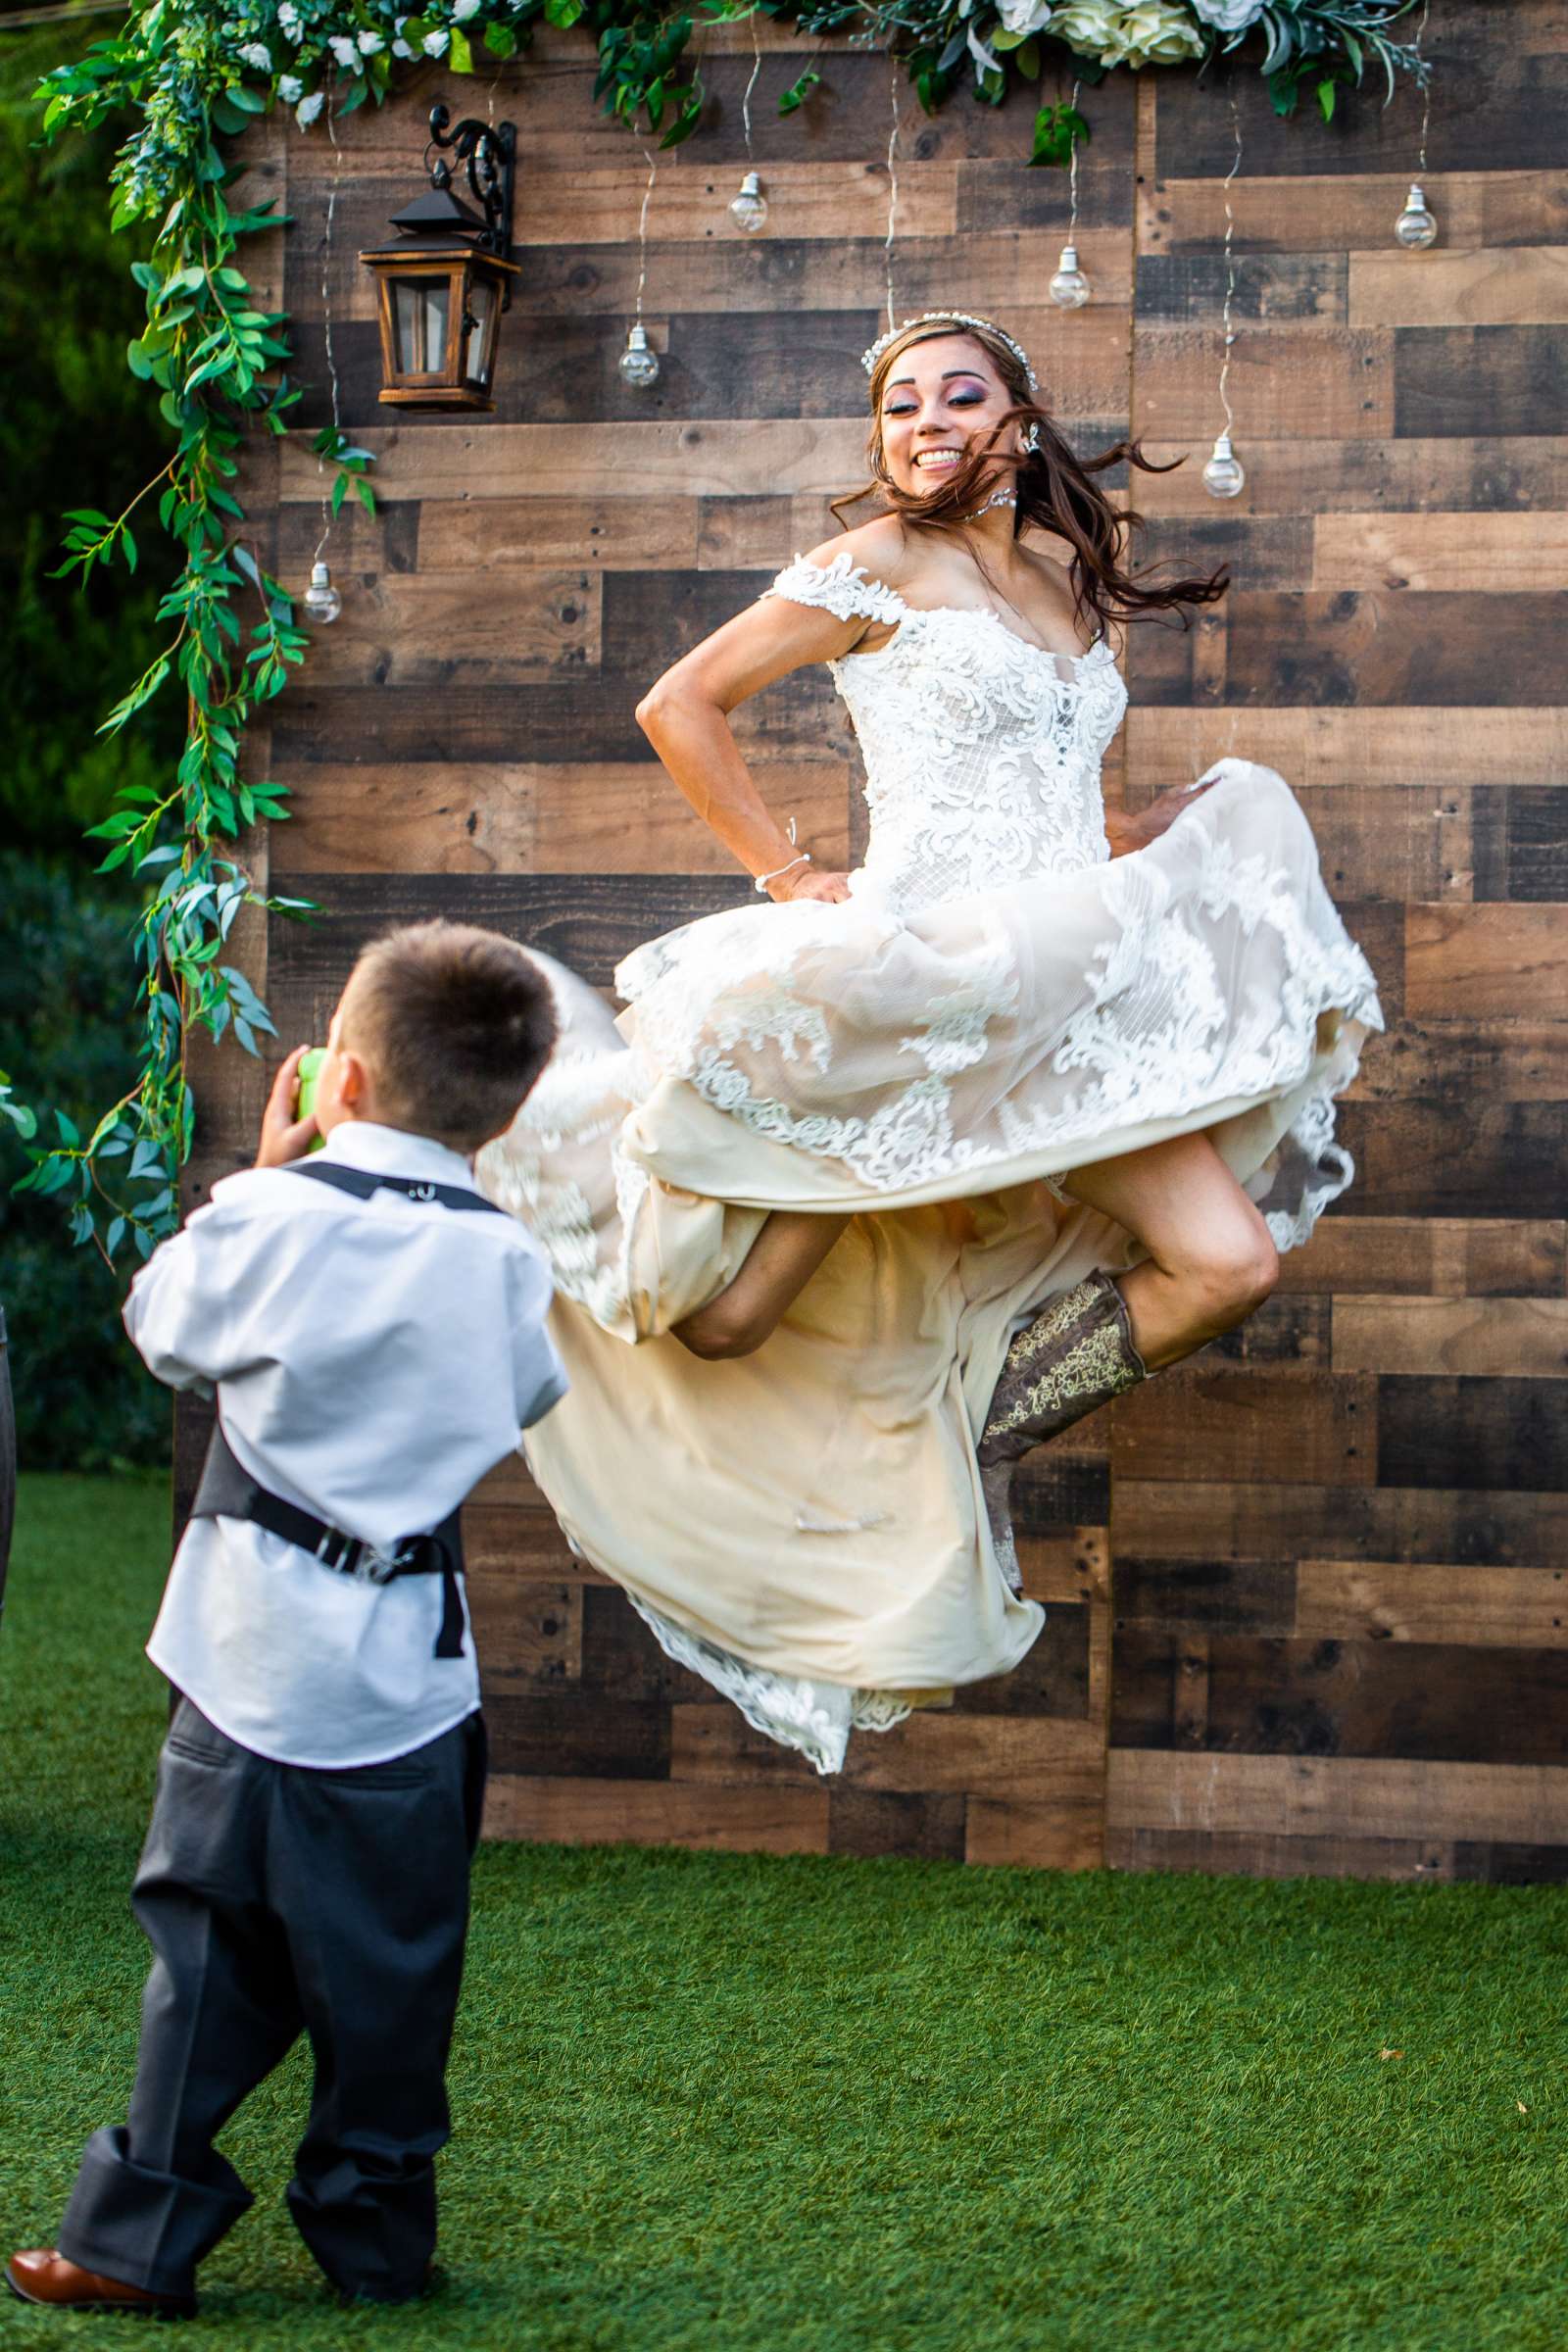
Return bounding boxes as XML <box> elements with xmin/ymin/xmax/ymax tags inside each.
<box><xmin>196</xmin><ymin>0</ymin><xmax>1568</xmax><ymax>1878</ymax></box>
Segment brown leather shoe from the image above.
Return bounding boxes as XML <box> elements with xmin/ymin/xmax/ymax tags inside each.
<box><xmin>5</xmin><ymin>2248</ymin><xmax>195</xmax><ymax>2318</ymax></box>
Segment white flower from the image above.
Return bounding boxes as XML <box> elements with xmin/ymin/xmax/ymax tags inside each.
<box><xmin>421</xmin><ymin>26</ymin><xmax>449</xmax><ymax>52</ymax></box>
<box><xmin>357</xmin><ymin>28</ymin><xmax>384</xmax><ymax>51</ymax></box>
<box><xmin>278</xmin><ymin>1</ymin><xmax>303</xmax><ymax>37</ymax></box>
<box><xmin>1052</xmin><ymin>0</ymin><xmax>1203</xmax><ymax>67</ymax></box>
<box><xmin>391</xmin><ymin>36</ymin><xmax>414</xmax><ymax>54</ymax></box>
<box><xmin>277</xmin><ymin>72</ymin><xmax>304</xmax><ymax>99</ymax></box>
<box><xmin>453</xmin><ymin>0</ymin><xmax>482</xmax><ymax>16</ymax></box>
<box><xmin>996</xmin><ymin>0</ymin><xmax>1055</xmax><ymax>32</ymax></box>
<box><xmin>328</xmin><ymin>33</ymin><xmax>361</xmax><ymax>66</ymax></box>
<box><xmin>295</xmin><ymin>90</ymin><xmax>324</xmax><ymax>125</ymax></box>
<box><xmin>236</xmin><ymin>40</ymin><xmax>271</xmax><ymax>69</ymax></box>
<box><xmin>1189</xmin><ymin>0</ymin><xmax>1265</xmax><ymax>25</ymax></box>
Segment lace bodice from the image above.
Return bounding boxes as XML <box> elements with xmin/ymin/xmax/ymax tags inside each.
<box><xmin>763</xmin><ymin>553</ymin><xmax>1129</xmax><ymax>918</ymax></box>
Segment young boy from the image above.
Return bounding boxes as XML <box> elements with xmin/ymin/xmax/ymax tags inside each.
<box><xmin>7</xmin><ymin>920</ymin><xmax>566</xmax><ymax>2318</ymax></box>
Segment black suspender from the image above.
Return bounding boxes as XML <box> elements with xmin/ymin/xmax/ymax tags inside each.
<box><xmin>286</xmin><ymin>1158</ymin><xmax>508</xmax><ymax>1216</ymax></box>
<box><xmin>187</xmin><ymin>1155</ymin><xmax>508</xmax><ymax>1659</ymax></box>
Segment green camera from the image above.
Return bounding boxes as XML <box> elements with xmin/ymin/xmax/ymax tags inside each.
<box><xmin>295</xmin><ymin>1048</ymin><xmax>328</xmax><ymax>1150</ymax></box>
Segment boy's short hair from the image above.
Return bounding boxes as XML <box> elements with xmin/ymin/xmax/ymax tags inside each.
<box><xmin>341</xmin><ymin>920</ymin><xmax>558</xmax><ymax>1152</ymax></box>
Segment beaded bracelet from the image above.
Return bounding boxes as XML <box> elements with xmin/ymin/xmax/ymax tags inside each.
<box><xmin>754</xmin><ymin>851</ymin><xmax>812</xmax><ymax>895</ymax></box>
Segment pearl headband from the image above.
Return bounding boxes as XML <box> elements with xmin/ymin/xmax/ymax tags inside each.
<box><xmin>861</xmin><ymin>311</ymin><xmax>1039</xmax><ymax>392</ymax></box>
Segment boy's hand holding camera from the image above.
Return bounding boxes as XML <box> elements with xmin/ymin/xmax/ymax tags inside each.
<box><xmin>255</xmin><ymin>1045</ymin><xmax>320</xmax><ymax>1169</ymax></box>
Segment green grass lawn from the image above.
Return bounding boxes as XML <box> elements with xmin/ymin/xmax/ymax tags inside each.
<box><xmin>3</xmin><ymin>1474</ymin><xmax>1567</xmax><ymax>2350</ymax></box>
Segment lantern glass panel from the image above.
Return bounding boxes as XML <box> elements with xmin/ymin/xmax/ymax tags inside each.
<box><xmin>464</xmin><ymin>278</ymin><xmax>498</xmax><ymax>387</ymax></box>
<box><xmin>392</xmin><ymin>276</ymin><xmax>450</xmax><ymax>375</ymax></box>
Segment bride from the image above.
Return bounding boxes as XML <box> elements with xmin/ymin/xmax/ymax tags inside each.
<box><xmin>478</xmin><ymin>310</ymin><xmax>1382</xmax><ymax>1775</ymax></box>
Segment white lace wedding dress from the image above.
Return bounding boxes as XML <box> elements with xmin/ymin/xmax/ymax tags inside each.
<box><xmin>478</xmin><ymin>555</ymin><xmax>1383</xmax><ymax>1775</ymax></box>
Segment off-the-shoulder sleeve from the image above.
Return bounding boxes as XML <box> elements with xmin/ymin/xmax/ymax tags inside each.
<box><xmin>760</xmin><ymin>551</ymin><xmax>908</xmax><ymax>627</ymax></box>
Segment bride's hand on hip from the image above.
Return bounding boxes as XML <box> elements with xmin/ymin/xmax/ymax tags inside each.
<box><xmin>1104</xmin><ymin>775</ymin><xmax>1219</xmax><ymax>859</ymax></box>
<box><xmin>773</xmin><ymin>866</ymin><xmax>853</xmax><ymax>905</ymax></box>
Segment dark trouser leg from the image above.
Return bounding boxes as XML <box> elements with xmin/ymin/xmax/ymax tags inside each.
<box><xmin>277</xmin><ymin>1713</ymin><xmax>485</xmax><ymax>2303</ymax></box>
<box><xmin>58</xmin><ymin>1701</ymin><xmax>303</xmax><ymax>2300</ymax></box>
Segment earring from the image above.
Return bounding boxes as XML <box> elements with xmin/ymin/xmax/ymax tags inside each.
<box><xmin>1023</xmin><ymin>423</ymin><xmax>1041</xmax><ymax>455</ymax></box>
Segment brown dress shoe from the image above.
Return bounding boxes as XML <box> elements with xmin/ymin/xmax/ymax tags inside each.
<box><xmin>5</xmin><ymin>2248</ymin><xmax>195</xmax><ymax>2318</ymax></box>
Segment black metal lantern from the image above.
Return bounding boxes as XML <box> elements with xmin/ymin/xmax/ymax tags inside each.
<box><xmin>359</xmin><ymin>105</ymin><xmax>519</xmax><ymax>411</ymax></box>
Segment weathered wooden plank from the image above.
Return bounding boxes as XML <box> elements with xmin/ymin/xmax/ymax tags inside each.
<box><xmin>469</xmin><ymin>1579</ymin><xmax>582</xmax><ymax>1690</ymax></box>
<box><xmin>828</xmin><ymin>1788</ymin><xmax>968</xmax><ymax>1861</ymax></box>
<box><xmin>1129</xmin><ymin>438</ymin><xmax>1568</xmax><ymax>519</ymax></box>
<box><xmin>1296</xmin><ymin>1561</ymin><xmax>1568</xmax><ymax>1647</ymax></box>
<box><xmin>1108</xmin><ymin>1372</ymin><xmax>1377</xmax><ymax>1488</ymax></box>
<box><xmin>1335</xmin><ymin>1298</ymin><xmax>1568</xmax><ymax>1379</ymax></box>
<box><xmin>965</xmin><ymin>1788</ymin><xmax>1105</xmax><ymax>1871</ymax></box>
<box><xmin>957</xmin><ymin>1605</ymin><xmax>1091</xmax><ymax>1718</ymax></box>
<box><xmin>1137</xmin><ymin>593</ymin><xmax>1568</xmax><ymax>710</ymax></box>
<box><xmin>1137</xmin><ymin>252</ymin><xmax>1347</xmax><ymax>323</ymax></box>
<box><xmin>1378</xmin><ymin>1375</ymin><xmax>1568</xmax><ymax>1494</ymax></box>
<box><xmin>1112</xmin><ymin>1481</ymin><xmax>1568</xmax><ymax>1569</ymax></box>
<box><xmin>1351</xmin><ymin>247</ymin><xmax>1568</xmax><ymax>328</ymax></box>
<box><xmin>1113</xmin><ymin>1630</ymin><xmax>1568</xmax><ymax>1765</ymax></box>
<box><xmin>267</xmin><ymin>870</ymin><xmax>755</xmax><ymax>1011</ymax></box>
<box><xmin>1125</xmin><ymin>707</ymin><xmax>1568</xmax><ymax>791</ymax></box>
<box><xmin>1106</xmin><ymin>1749</ymin><xmax>1568</xmax><ymax>1847</ymax></box>
<box><xmin>1105</xmin><ymin>1825</ymin><xmax>1459</xmax><ymax>1882</ymax></box>
<box><xmin>1203</xmin><ymin>1296</ymin><xmax>1330</xmax><ymax>1369</ymax></box>
<box><xmin>1496</xmin><ymin>787</ymin><xmax>1568</xmax><ymax>903</ymax></box>
<box><xmin>1274</xmin><ymin>1217</ymin><xmax>1567</xmax><ymax>1299</ymax></box>
<box><xmin>1113</xmin><ymin>1556</ymin><xmax>1298</xmax><ymax>1638</ymax></box>
<box><xmin>289</xmin><ymin>569</ymin><xmax>601</xmax><ymax>686</ymax></box>
<box><xmin>1405</xmin><ymin>904</ymin><xmax>1568</xmax><ymax>1018</ymax></box>
<box><xmin>416</xmin><ymin>496</ymin><xmax>704</xmax><ymax>573</ymax></box>
<box><xmin>1313</xmin><ymin>511</ymin><xmax>1568</xmax><ymax>593</ymax></box>
<box><xmin>1133</xmin><ymin>325</ymin><xmax>1394</xmax><ymax>440</ymax></box>
<box><xmin>1140</xmin><ymin>170</ymin><xmax>1568</xmax><ymax>258</ymax></box>
<box><xmin>463</xmin><ymin>1498</ymin><xmax>585</xmax><ymax>1583</ymax></box>
<box><xmin>1396</xmin><ymin>326</ymin><xmax>1568</xmax><ymax>437</ymax></box>
<box><xmin>1346</xmin><ymin>1021</ymin><xmax>1568</xmax><ymax>1105</ymax></box>
<box><xmin>485</xmin><ymin>1690</ymin><xmax>671</xmax><ymax>1779</ymax></box>
<box><xmin>482</xmin><ymin>1774</ymin><xmax>830</xmax><ymax>1851</ymax></box>
<box><xmin>577</xmin><ymin>1586</ymin><xmax>719</xmax><ymax>1704</ymax></box>
<box><xmin>275</xmin><ymin>759</ymin><xmax>853</xmax><ymax>876</ymax></box>
<box><xmin>279</xmin><ymin>420</ymin><xmax>870</xmax><ymax>504</ymax></box>
<box><xmin>1334</xmin><ymin>1102</ymin><xmax>1568</xmax><ymax>1219</ymax></box>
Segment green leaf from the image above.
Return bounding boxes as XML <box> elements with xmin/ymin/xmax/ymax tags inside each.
<box><xmin>450</xmin><ymin>24</ymin><xmax>475</xmax><ymax>72</ymax></box>
<box><xmin>484</xmin><ymin>21</ymin><xmax>517</xmax><ymax>56</ymax></box>
<box><xmin>1317</xmin><ymin>76</ymin><xmax>1336</xmax><ymax>121</ymax></box>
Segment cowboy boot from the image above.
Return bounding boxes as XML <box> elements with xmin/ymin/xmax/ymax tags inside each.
<box><xmin>977</xmin><ymin>1269</ymin><xmax>1146</xmax><ymax>1469</ymax></box>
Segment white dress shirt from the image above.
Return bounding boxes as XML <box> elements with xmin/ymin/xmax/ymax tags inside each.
<box><xmin>132</xmin><ymin>1120</ymin><xmax>567</xmax><ymax>1767</ymax></box>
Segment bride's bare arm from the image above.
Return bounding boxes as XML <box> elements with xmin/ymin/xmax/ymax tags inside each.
<box><xmin>634</xmin><ymin>535</ymin><xmax>902</xmax><ymax>905</ymax></box>
<box><xmin>672</xmin><ymin>1209</ymin><xmax>853</xmax><ymax>1359</ymax></box>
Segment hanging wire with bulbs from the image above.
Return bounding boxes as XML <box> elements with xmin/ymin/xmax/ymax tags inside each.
<box><xmin>302</xmin><ymin>105</ymin><xmax>346</xmax><ymax>622</ymax></box>
<box><xmin>730</xmin><ymin>10</ymin><xmax>768</xmax><ymax>234</ymax></box>
<box><xmin>1050</xmin><ymin>80</ymin><xmax>1091</xmax><ymax>310</ymax></box>
<box><xmin>1201</xmin><ymin>92</ymin><xmax>1246</xmax><ymax>500</ymax></box>
<box><xmin>1396</xmin><ymin>0</ymin><xmax>1437</xmax><ymax>248</ymax></box>
<box><xmin>619</xmin><ymin>147</ymin><xmax>662</xmax><ymax>387</ymax></box>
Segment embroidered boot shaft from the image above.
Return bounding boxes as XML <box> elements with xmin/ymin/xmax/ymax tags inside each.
<box><xmin>977</xmin><ymin>1270</ymin><xmax>1146</xmax><ymax>1468</ymax></box>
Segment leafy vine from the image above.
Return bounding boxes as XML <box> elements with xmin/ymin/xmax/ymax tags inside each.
<box><xmin>21</xmin><ymin>0</ymin><xmax>1429</xmax><ymax>1261</ymax></box>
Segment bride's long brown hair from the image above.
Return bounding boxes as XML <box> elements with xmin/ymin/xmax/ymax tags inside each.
<box><xmin>832</xmin><ymin>317</ymin><xmax>1229</xmax><ymax>643</ymax></box>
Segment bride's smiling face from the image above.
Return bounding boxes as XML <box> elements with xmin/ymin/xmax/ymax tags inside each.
<box><xmin>877</xmin><ymin>333</ymin><xmax>1019</xmax><ymax>498</ymax></box>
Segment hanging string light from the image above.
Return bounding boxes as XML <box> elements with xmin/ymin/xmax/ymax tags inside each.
<box><xmin>304</xmin><ymin>104</ymin><xmax>345</xmax><ymax>620</ymax></box>
<box><xmin>1050</xmin><ymin>79</ymin><xmax>1091</xmax><ymax>309</ymax></box>
<box><xmin>884</xmin><ymin>51</ymin><xmax>900</xmax><ymax>330</ymax></box>
<box><xmin>619</xmin><ymin>147</ymin><xmax>662</xmax><ymax>387</ymax></box>
<box><xmin>729</xmin><ymin>13</ymin><xmax>768</xmax><ymax>233</ymax></box>
<box><xmin>1396</xmin><ymin>0</ymin><xmax>1437</xmax><ymax>248</ymax></box>
<box><xmin>1202</xmin><ymin>91</ymin><xmax>1246</xmax><ymax>499</ymax></box>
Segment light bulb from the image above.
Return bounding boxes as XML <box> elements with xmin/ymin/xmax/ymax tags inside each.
<box><xmin>302</xmin><ymin>561</ymin><xmax>341</xmax><ymax>624</ymax></box>
<box><xmin>729</xmin><ymin>171</ymin><xmax>768</xmax><ymax>235</ymax></box>
<box><xmin>1201</xmin><ymin>431</ymin><xmax>1246</xmax><ymax>500</ymax></box>
<box><xmin>1049</xmin><ymin>242</ymin><xmax>1091</xmax><ymax>309</ymax></box>
<box><xmin>1395</xmin><ymin>181</ymin><xmax>1438</xmax><ymax>248</ymax></box>
<box><xmin>618</xmin><ymin>321</ymin><xmax>662</xmax><ymax>389</ymax></box>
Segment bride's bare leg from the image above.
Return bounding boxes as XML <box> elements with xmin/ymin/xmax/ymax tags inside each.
<box><xmin>671</xmin><ymin>1209</ymin><xmax>852</xmax><ymax>1359</ymax></box>
<box><xmin>1058</xmin><ymin>1129</ymin><xmax>1279</xmax><ymax>1369</ymax></box>
<box><xmin>978</xmin><ymin>1132</ymin><xmax>1277</xmax><ymax>1469</ymax></box>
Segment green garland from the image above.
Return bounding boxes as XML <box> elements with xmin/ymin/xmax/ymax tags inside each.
<box><xmin>17</xmin><ymin>0</ymin><xmax>1428</xmax><ymax>1261</ymax></box>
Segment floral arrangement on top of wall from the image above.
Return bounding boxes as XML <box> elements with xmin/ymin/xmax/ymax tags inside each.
<box><xmin>6</xmin><ymin>0</ymin><xmax>1432</xmax><ymax>1257</ymax></box>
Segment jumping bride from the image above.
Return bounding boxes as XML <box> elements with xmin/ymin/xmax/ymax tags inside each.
<box><xmin>478</xmin><ymin>311</ymin><xmax>1382</xmax><ymax>1775</ymax></box>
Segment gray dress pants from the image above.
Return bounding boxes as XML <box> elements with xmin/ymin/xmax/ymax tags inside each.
<box><xmin>58</xmin><ymin>1696</ymin><xmax>487</xmax><ymax>2303</ymax></box>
